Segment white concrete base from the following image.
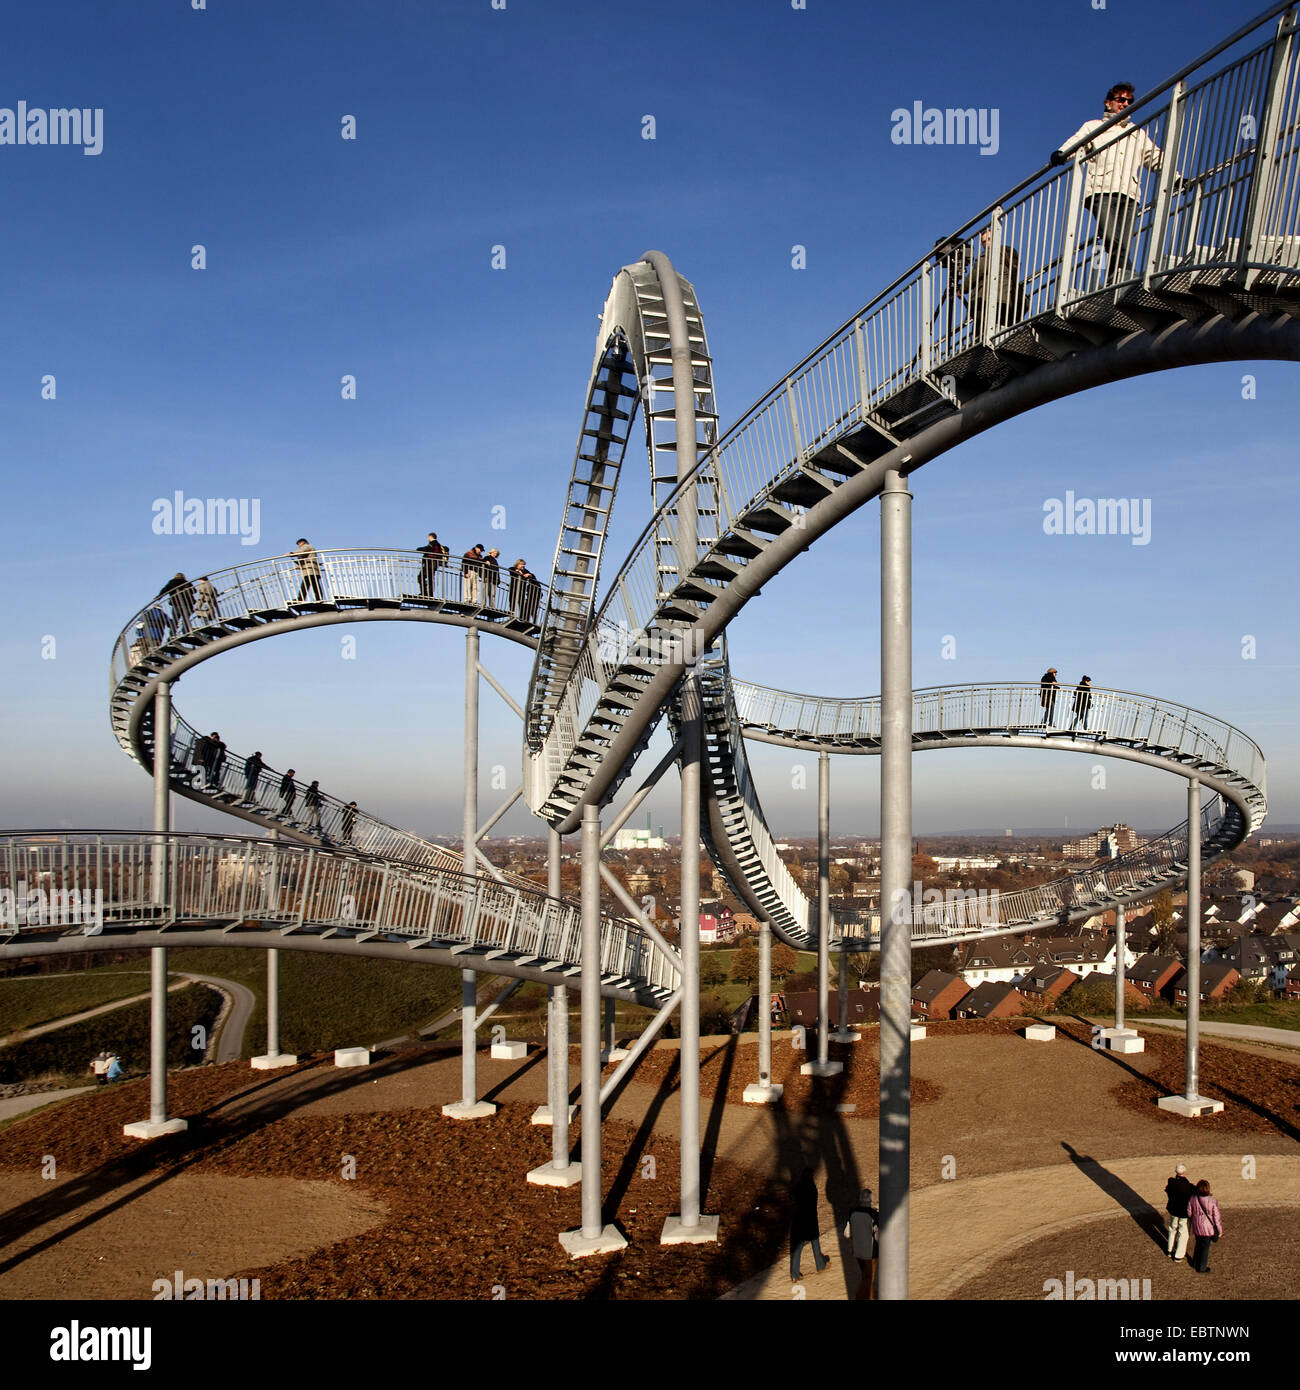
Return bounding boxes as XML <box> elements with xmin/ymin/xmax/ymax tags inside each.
<box><xmin>1024</xmin><ymin>1024</ymin><xmax>1056</xmax><ymax>1042</ymax></box>
<box><xmin>251</xmin><ymin>1053</ymin><xmax>298</xmax><ymax>1070</ymax></box>
<box><xmin>530</xmin><ymin>1103</ymin><xmax>577</xmax><ymax>1126</ymax></box>
<box><xmin>836</xmin><ymin>1103</ymin><xmax>857</xmax><ymax>1114</ymax></box>
<box><xmin>1157</xmin><ymin>1094</ymin><xmax>1225</xmax><ymax>1117</ymax></box>
<box><xmin>560</xmin><ymin>1225</ymin><xmax>628</xmax><ymax>1257</ymax></box>
<box><xmin>490</xmin><ymin>1040</ymin><xmax>527</xmax><ymax>1060</ymax></box>
<box><xmin>334</xmin><ymin>1047</ymin><xmax>371</xmax><ymax>1067</ymax></box>
<box><xmin>829</xmin><ymin>1029</ymin><xmax>857</xmax><ymax>1043</ymax></box>
<box><xmin>527</xmin><ymin>1161</ymin><xmax>582</xmax><ymax>1187</ymax></box>
<box><xmin>441</xmin><ymin>1100</ymin><xmax>498</xmax><ymax>1119</ymax></box>
<box><xmin>1099</xmin><ymin>1027</ymin><xmax>1145</xmax><ymax>1054</ymax></box>
<box><xmin>742</xmin><ymin>1082</ymin><xmax>784</xmax><ymax>1104</ymax></box>
<box><xmin>660</xmin><ymin>1213</ymin><xmax>720</xmax><ymax>1246</ymax></box>
<box><xmin>910</xmin><ymin>1024</ymin><xmax>928</xmax><ymax>1041</ymax></box>
<box><xmin>800</xmin><ymin>1059</ymin><xmax>844</xmax><ymax>1077</ymax></box>
<box><xmin>604</xmin><ymin>1046</ymin><xmax>631</xmax><ymax>1062</ymax></box>
<box><xmin>123</xmin><ymin>1117</ymin><xmax>188</xmax><ymax>1139</ymax></box>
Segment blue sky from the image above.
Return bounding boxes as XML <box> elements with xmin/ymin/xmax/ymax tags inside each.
<box><xmin>0</xmin><ymin>0</ymin><xmax>1294</xmax><ymax>845</ymax></box>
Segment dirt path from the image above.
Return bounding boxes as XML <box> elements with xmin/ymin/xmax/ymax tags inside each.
<box><xmin>0</xmin><ymin>980</ymin><xmax>191</xmax><ymax>1047</ymax></box>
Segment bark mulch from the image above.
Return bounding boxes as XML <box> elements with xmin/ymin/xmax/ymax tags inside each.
<box><xmin>0</xmin><ymin>1058</ymin><xmax>810</xmax><ymax>1300</ymax></box>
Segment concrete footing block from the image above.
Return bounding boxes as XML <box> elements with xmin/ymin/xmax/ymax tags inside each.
<box><xmin>910</xmin><ymin>1024</ymin><xmax>928</xmax><ymax>1041</ymax></box>
<box><xmin>334</xmin><ymin>1047</ymin><xmax>371</xmax><ymax>1067</ymax></box>
<box><xmin>829</xmin><ymin>1029</ymin><xmax>857</xmax><ymax>1043</ymax></box>
<box><xmin>660</xmin><ymin>1213</ymin><xmax>720</xmax><ymax>1246</ymax></box>
<box><xmin>742</xmin><ymin>1082</ymin><xmax>784</xmax><ymax>1104</ymax></box>
<box><xmin>1024</xmin><ymin>1023</ymin><xmax>1056</xmax><ymax>1042</ymax></box>
<box><xmin>530</xmin><ymin>1103</ymin><xmax>577</xmax><ymax>1126</ymax></box>
<box><xmin>1157</xmin><ymin>1093</ymin><xmax>1224</xmax><ymax>1117</ymax></box>
<box><xmin>441</xmin><ymin>1100</ymin><xmax>498</xmax><ymax>1119</ymax></box>
<box><xmin>527</xmin><ymin>1161</ymin><xmax>582</xmax><ymax>1187</ymax></box>
<box><xmin>251</xmin><ymin>1053</ymin><xmax>298</xmax><ymax>1069</ymax></box>
<box><xmin>800</xmin><ymin>1059</ymin><xmax>844</xmax><ymax>1077</ymax></box>
<box><xmin>123</xmin><ymin>1117</ymin><xmax>188</xmax><ymax>1139</ymax></box>
<box><xmin>560</xmin><ymin>1225</ymin><xmax>628</xmax><ymax>1257</ymax></box>
<box><xmin>604</xmin><ymin>1046</ymin><xmax>631</xmax><ymax>1062</ymax></box>
<box><xmin>490</xmin><ymin>1040</ymin><xmax>527</xmax><ymax>1060</ymax></box>
<box><xmin>1099</xmin><ymin>1027</ymin><xmax>1145</xmax><ymax>1054</ymax></box>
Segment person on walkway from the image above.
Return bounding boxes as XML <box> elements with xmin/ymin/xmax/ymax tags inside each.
<box><xmin>194</xmin><ymin>576</ymin><xmax>218</xmax><ymax>624</ymax></box>
<box><xmin>158</xmin><ymin>573</ymin><xmax>194</xmax><ymax>635</ymax></box>
<box><xmin>508</xmin><ymin>559</ymin><xmax>540</xmax><ymax>623</ymax></box>
<box><xmin>1052</xmin><ymin>82</ymin><xmax>1166</xmax><ymax>283</ymax></box>
<box><xmin>1164</xmin><ymin>1161</ymin><xmax>1195</xmax><ymax>1262</ymax></box>
<box><xmin>304</xmin><ymin>780</ymin><xmax>324</xmax><ymax>831</ymax></box>
<box><xmin>789</xmin><ymin>1168</ymin><xmax>830</xmax><ymax>1280</ymax></box>
<box><xmin>90</xmin><ymin>1052</ymin><xmax>110</xmax><ymax>1085</ymax></box>
<box><xmin>341</xmin><ymin>800</ymin><xmax>357</xmax><ymax>843</ymax></box>
<box><xmin>482</xmin><ymin>547</ymin><xmax>501</xmax><ymax>607</ymax></box>
<box><xmin>844</xmin><ymin>1186</ymin><xmax>879</xmax><ymax>1300</ymax></box>
<box><xmin>279</xmin><ymin>769</ymin><xmax>297</xmax><ymax>820</ymax></box>
<box><xmin>208</xmin><ymin>733</ymin><xmax>227</xmax><ymax>791</ymax></box>
<box><xmin>1040</xmin><ymin>667</ymin><xmax>1060</xmax><ymax>726</ymax></box>
<box><xmin>141</xmin><ymin>603</ymin><xmax>169</xmax><ymax>651</ymax></box>
<box><xmin>243</xmin><ymin>750</ymin><xmax>265</xmax><ymax>803</ymax></box>
<box><xmin>462</xmin><ymin>544</ymin><xmax>485</xmax><ymax>604</ymax></box>
<box><xmin>960</xmin><ymin>225</ymin><xmax>1029</xmax><ymax>340</ymax></box>
<box><xmin>419</xmin><ymin>532</ymin><xmax>448</xmax><ymax>597</ymax></box>
<box><xmin>292</xmin><ymin>539</ymin><xmax>324</xmax><ymax>602</ymax></box>
<box><xmin>1071</xmin><ymin>675</ymin><xmax>1093</xmax><ymax>735</ymax></box>
<box><xmin>192</xmin><ymin>731</ymin><xmax>215</xmax><ymax>784</ymax></box>
<box><xmin>1188</xmin><ymin>1178</ymin><xmax>1223</xmax><ymax>1273</ymax></box>
<box><xmin>105</xmin><ymin>1054</ymin><xmax>123</xmax><ymax>1083</ymax></box>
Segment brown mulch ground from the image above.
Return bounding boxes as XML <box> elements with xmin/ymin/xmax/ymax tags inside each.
<box><xmin>0</xmin><ymin>1059</ymin><xmax>805</xmax><ymax>1301</ymax></box>
<box><xmin>948</xmin><ymin>1207</ymin><xmax>1293</xmax><ymax>1301</ymax></box>
<box><xmin>631</xmin><ymin>1033</ymin><xmax>944</xmax><ymax>1114</ymax></box>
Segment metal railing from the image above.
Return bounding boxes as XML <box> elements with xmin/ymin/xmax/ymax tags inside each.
<box><xmin>532</xmin><ymin>4</ymin><xmax>1300</xmax><ymax>812</ymax></box>
<box><xmin>0</xmin><ymin>833</ymin><xmax>680</xmax><ymax>995</ymax></box>
<box><xmin>112</xmin><ymin>550</ymin><xmax>544</xmax><ymax>694</ymax></box>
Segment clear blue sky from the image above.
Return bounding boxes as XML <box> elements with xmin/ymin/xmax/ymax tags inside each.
<box><xmin>1</xmin><ymin>0</ymin><xmax>1294</xmax><ymax>845</ymax></box>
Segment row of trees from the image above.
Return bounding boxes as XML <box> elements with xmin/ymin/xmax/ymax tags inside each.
<box><xmin>700</xmin><ymin>941</ymin><xmax>799</xmax><ymax>987</ymax></box>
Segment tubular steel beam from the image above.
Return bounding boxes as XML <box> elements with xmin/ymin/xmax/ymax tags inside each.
<box><xmin>579</xmin><ymin>804</ymin><xmax>604</xmax><ymax>1238</ymax></box>
<box><xmin>1185</xmin><ymin>778</ymin><xmax>1201</xmax><ymax>1100</ymax></box>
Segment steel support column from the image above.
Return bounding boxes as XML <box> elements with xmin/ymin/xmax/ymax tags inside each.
<box><xmin>879</xmin><ymin>467</ymin><xmax>913</xmax><ymax>1300</ymax></box>
<box><xmin>1115</xmin><ymin>904</ymin><xmax>1126</xmax><ymax>1033</ymax></box>
<box><xmin>662</xmin><ymin>669</ymin><xmax>718</xmax><ymax>1243</ymax></box>
<box><xmin>743</xmin><ymin>920</ymin><xmax>783</xmax><ymax>1104</ymax></box>
<box><xmin>1185</xmin><ymin>779</ymin><xmax>1201</xmax><ymax>1100</ymax></box>
<box><xmin>803</xmin><ymin>750</ymin><xmax>842</xmax><ymax>1076</ymax></box>
<box><xmin>251</xmin><ymin>945</ymin><xmax>297</xmax><ymax>1069</ymax></box>
<box><xmin>529</xmin><ymin>826</ymin><xmax>578</xmax><ymax>1185</ymax></box>
<box><xmin>150</xmin><ymin>681</ymin><xmax>170</xmax><ymax>909</ymax></box>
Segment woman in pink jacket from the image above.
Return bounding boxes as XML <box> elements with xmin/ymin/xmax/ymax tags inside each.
<box><xmin>1188</xmin><ymin>1179</ymin><xmax>1223</xmax><ymax>1274</ymax></box>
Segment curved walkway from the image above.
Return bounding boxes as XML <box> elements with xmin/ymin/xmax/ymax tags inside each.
<box><xmin>1128</xmin><ymin>1017</ymin><xmax>1300</xmax><ymax>1050</ymax></box>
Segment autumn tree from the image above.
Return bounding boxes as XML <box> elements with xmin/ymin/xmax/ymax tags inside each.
<box><xmin>770</xmin><ymin>942</ymin><xmax>798</xmax><ymax>980</ymax></box>
<box><xmin>730</xmin><ymin>942</ymin><xmax>760</xmax><ymax>986</ymax></box>
<box><xmin>699</xmin><ymin>953</ymin><xmax>727</xmax><ymax>986</ymax></box>
<box><xmin>1151</xmin><ymin>890</ymin><xmax>1178</xmax><ymax>955</ymax></box>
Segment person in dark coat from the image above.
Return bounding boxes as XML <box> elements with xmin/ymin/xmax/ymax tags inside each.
<box><xmin>243</xmin><ymin>751</ymin><xmax>265</xmax><ymax>803</ymax></box>
<box><xmin>1071</xmin><ymin>675</ymin><xmax>1093</xmax><ymax>735</ymax></box>
<box><xmin>1164</xmin><ymin>1161</ymin><xmax>1195</xmax><ymax>1262</ymax></box>
<box><xmin>789</xmin><ymin>1168</ymin><xmax>830</xmax><ymax>1280</ymax></box>
<box><xmin>208</xmin><ymin>733</ymin><xmax>227</xmax><ymax>790</ymax></box>
<box><xmin>508</xmin><ymin>559</ymin><xmax>540</xmax><ymax>623</ymax></box>
<box><xmin>304</xmin><ymin>780</ymin><xmax>323</xmax><ymax>831</ymax></box>
<box><xmin>844</xmin><ymin>1186</ymin><xmax>880</xmax><ymax>1300</ymax></box>
<box><xmin>159</xmin><ymin>573</ymin><xmax>194</xmax><ymax>635</ymax></box>
<box><xmin>1039</xmin><ymin>667</ymin><xmax>1060</xmax><ymax>726</ymax></box>
<box><xmin>192</xmin><ymin>731</ymin><xmax>215</xmax><ymax>782</ymax></box>
<box><xmin>279</xmin><ymin>769</ymin><xmax>297</xmax><ymax>819</ymax></box>
<box><xmin>1188</xmin><ymin>1178</ymin><xmax>1223</xmax><ymax>1274</ymax></box>
<box><xmin>419</xmin><ymin>532</ymin><xmax>448</xmax><ymax>597</ymax></box>
<box><xmin>481</xmin><ymin>548</ymin><xmax>501</xmax><ymax>607</ymax></box>
<box><xmin>341</xmin><ymin>801</ymin><xmax>357</xmax><ymax>843</ymax></box>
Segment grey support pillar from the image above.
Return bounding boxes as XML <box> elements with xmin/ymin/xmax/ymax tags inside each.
<box><xmin>559</xmin><ymin>805</ymin><xmax>625</xmax><ymax>1253</ymax></box>
<box><xmin>878</xmin><ymin>467</ymin><xmax>913</xmax><ymax>1299</ymax></box>
<box><xmin>252</xmin><ymin>947</ymin><xmax>298</xmax><ymax>1069</ymax></box>
<box><xmin>1158</xmin><ymin>778</ymin><xmax>1221</xmax><ymax>1116</ymax></box>
<box><xmin>744</xmin><ymin>920</ymin><xmax>783</xmax><ymax>1103</ymax></box>
<box><xmin>443</xmin><ymin>627</ymin><xmax>496</xmax><ymax>1120</ymax></box>
<box><xmin>1115</xmin><ymin>904</ymin><xmax>1126</xmax><ymax>1032</ymax></box>
<box><xmin>126</xmin><ymin>685</ymin><xmax>187</xmax><ymax>1139</ymax></box>
<box><xmin>803</xmin><ymin>750</ymin><xmax>842</xmax><ymax>1076</ymax></box>
<box><xmin>662</xmin><ymin>669</ymin><xmax>718</xmax><ymax>1245</ymax></box>
<box><xmin>831</xmin><ymin>939</ymin><xmax>856</xmax><ymax>1043</ymax></box>
<box><xmin>603</xmin><ymin>995</ymin><xmax>627</xmax><ymax>1062</ymax></box>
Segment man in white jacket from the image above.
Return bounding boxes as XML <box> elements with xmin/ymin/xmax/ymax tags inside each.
<box><xmin>1053</xmin><ymin>82</ymin><xmax>1165</xmax><ymax>282</ymax></box>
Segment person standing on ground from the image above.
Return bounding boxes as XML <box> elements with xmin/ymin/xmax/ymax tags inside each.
<box><xmin>1052</xmin><ymin>82</ymin><xmax>1166</xmax><ymax>283</ymax></box>
<box><xmin>105</xmin><ymin>1054</ymin><xmax>122</xmax><ymax>1083</ymax></box>
<box><xmin>1039</xmin><ymin>667</ymin><xmax>1060</xmax><ymax>727</ymax></box>
<box><xmin>243</xmin><ymin>751</ymin><xmax>265</xmax><ymax>803</ymax></box>
<box><xmin>1164</xmin><ymin>1161</ymin><xmax>1195</xmax><ymax>1263</ymax></box>
<box><xmin>1071</xmin><ymin>675</ymin><xmax>1093</xmax><ymax>735</ymax></box>
<box><xmin>789</xmin><ymin>1168</ymin><xmax>830</xmax><ymax>1281</ymax></box>
<box><xmin>1188</xmin><ymin>1178</ymin><xmax>1223</xmax><ymax>1274</ymax></box>
<box><xmin>304</xmin><ymin>780</ymin><xmax>324</xmax><ymax>832</ymax></box>
<box><xmin>292</xmin><ymin>539</ymin><xmax>323</xmax><ymax>602</ymax></box>
<box><xmin>279</xmin><ymin>769</ymin><xmax>297</xmax><ymax>820</ymax></box>
<box><xmin>844</xmin><ymin>1186</ymin><xmax>880</xmax><ymax>1300</ymax></box>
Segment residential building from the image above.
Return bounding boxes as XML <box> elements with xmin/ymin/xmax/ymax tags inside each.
<box><xmin>911</xmin><ymin>970</ymin><xmax>971</xmax><ymax>1020</ymax></box>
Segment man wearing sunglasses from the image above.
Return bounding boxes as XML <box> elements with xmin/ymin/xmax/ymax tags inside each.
<box><xmin>1052</xmin><ymin>83</ymin><xmax>1166</xmax><ymax>283</ymax></box>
